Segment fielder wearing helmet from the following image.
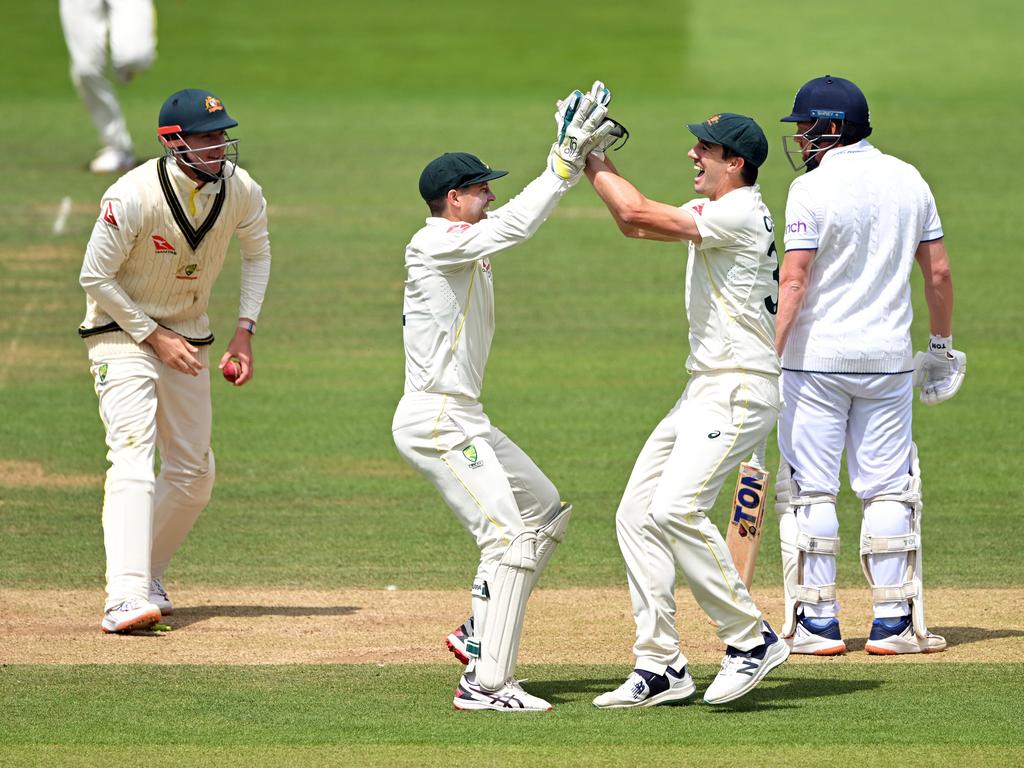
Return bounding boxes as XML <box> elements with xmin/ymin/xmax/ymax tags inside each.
<box><xmin>781</xmin><ymin>75</ymin><xmax>872</xmax><ymax>171</ymax></box>
<box><xmin>158</xmin><ymin>88</ymin><xmax>240</xmax><ymax>182</ymax></box>
<box><xmin>78</xmin><ymin>87</ymin><xmax>272</xmax><ymax>635</ymax></box>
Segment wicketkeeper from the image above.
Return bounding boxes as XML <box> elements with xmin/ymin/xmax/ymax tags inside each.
<box><xmin>392</xmin><ymin>87</ymin><xmax>615</xmax><ymax>711</ymax></box>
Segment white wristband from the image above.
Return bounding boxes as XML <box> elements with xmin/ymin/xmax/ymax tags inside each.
<box><xmin>238</xmin><ymin>319</ymin><xmax>256</xmax><ymax>335</ymax></box>
<box><xmin>928</xmin><ymin>334</ymin><xmax>952</xmax><ymax>353</ymax></box>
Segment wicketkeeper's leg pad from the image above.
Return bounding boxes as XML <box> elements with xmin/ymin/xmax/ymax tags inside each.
<box><xmin>475</xmin><ymin>530</ymin><xmax>538</xmax><ymax>691</ymax></box>
<box><xmin>860</xmin><ymin>442</ymin><xmax>933</xmax><ymax>638</ymax></box>
<box><xmin>529</xmin><ymin>502</ymin><xmax>572</xmax><ymax>590</ymax></box>
<box><xmin>776</xmin><ymin>460</ymin><xmax>839</xmax><ymax>637</ymax></box>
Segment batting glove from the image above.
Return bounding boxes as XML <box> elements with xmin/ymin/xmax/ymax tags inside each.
<box><xmin>912</xmin><ymin>335</ymin><xmax>967</xmax><ymax>405</ymax></box>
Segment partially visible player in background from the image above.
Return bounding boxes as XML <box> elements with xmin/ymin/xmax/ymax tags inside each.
<box><xmin>775</xmin><ymin>75</ymin><xmax>965</xmax><ymax>656</ymax></box>
<box><xmin>79</xmin><ymin>88</ymin><xmax>272</xmax><ymax>633</ymax></box>
<box><xmin>585</xmin><ymin>112</ymin><xmax>788</xmax><ymax>708</ymax></box>
<box><xmin>60</xmin><ymin>0</ymin><xmax>156</xmax><ymax>173</ymax></box>
<box><xmin>392</xmin><ymin>89</ymin><xmax>614</xmax><ymax>712</ymax></box>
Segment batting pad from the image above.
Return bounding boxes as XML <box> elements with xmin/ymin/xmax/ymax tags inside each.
<box><xmin>476</xmin><ymin>530</ymin><xmax>538</xmax><ymax>691</ymax></box>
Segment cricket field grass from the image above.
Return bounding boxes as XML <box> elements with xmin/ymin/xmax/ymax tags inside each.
<box><xmin>2</xmin><ymin>1</ymin><xmax>1022</xmax><ymax>765</ymax></box>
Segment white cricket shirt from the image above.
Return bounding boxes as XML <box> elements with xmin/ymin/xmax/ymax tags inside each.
<box><xmin>782</xmin><ymin>141</ymin><xmax>943</xmax><ymax>373</ymax></box>
<box><xmin>79</xmin><ymin>157</ymin><xmax>272</xmax><ymax>358</ymax></box>
<box><xmin>401</xmin><ymin>168</ymin><xmax>570</xmax><ymax>399</ymax></box>
<box><xmin>680</xmin><ymin>184</ymin><xmax>780</xmax><ymax>377</ymax></box>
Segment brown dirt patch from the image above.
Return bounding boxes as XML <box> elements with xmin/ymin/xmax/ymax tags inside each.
<box><xmin>0</xmin><ymin>461</ymin><xmax>98</xmax><ymax>489</ymax></box>
<box><xmin>2</xmin><ymin>587</ymin><xmax>1019</xmax><ymax>666</ymax></box>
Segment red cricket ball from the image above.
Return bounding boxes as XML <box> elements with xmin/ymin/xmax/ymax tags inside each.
<box><xmin>222</xmin><ymin>359</ymin><xmax>242</xmax><ymax>383</ymax></box>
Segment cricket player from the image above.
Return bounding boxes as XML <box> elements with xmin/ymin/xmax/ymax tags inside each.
<box><xmin>60</xmin><ymin>0</ymin><xmax>156</xmax><ymax>173</ymax></box>
<box><xmin>775</xmin><ymin>75</ymin><xmax>964</xmax><ymax>655</ymax></box>
<box><xmin>586</xmin><ymin>113</ymin><xmax>789</xmax><ymax>708</ymax></box>
<box><xmin>392</xmin><ymin>91</ymin><xmax>615</xmax><ymax>711</ymax></box>
<box><xmin>79</xmin><ymin>88</ymin><xmax>272</xmax><ymax>633</ymax></box>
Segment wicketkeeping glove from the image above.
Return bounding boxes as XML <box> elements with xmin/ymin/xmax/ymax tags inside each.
<box><xmin>554</xmin><ymin>81</ymin><xmax>629</xmax><ymax>160</ymax></box>
<box><xmin>912</xmin><ymin>335</ymin><xmax>967</xmax><ymax>405</ymax></box>
<box><xmin>548</xmin><ymin>93</ymin><xmax>616</xmax><ymax>181</ymax></box>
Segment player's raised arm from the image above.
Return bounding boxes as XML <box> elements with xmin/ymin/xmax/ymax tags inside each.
<box><xmin>585</xmin><ymin>155</ymin><xmax>696</xmax><ymax>242</ymax></box>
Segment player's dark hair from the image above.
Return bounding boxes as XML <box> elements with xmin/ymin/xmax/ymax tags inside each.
<box><xmin>427</xmin><ymin>196</ymin><xmax>447</xmax><ymax>216</ymax></box>
<box><xmin>721</xmin><ymin>147</ymin><xmax>758</xmax><ymax>185</ymax></box>
<box><xmin>839</xmin><ymin>122</ymin><xmax>872</xmax><ymax>145</ymax></box>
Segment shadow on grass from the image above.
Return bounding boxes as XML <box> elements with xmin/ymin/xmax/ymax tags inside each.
<box><xmin>698</xmin><ymin>674</ymin><xmax>882</xmax><ymax>711</ymax></box>
<box><xmin>167</xmin><ymin>604</ymin><xmax>360</xmax><ymax>629</ymax></box>
<box><xmin>532</xmin><ymin>674</ymin><xmax>881</xmax><ymax>709</ymax></box>
<box><xmin>841</xmin><ymin>625</ymin><xmax>1024</xmax><ymax>652</ymax></box>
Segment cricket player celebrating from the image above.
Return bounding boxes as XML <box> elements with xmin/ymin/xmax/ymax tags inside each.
<box><xmin>775</xmin><ymin>75</ymin><xmax>964</xmax><ymax>655</ymax></box>
<box><xmin>79</xmin><ymin>88</ymin><xmax>272</xmax><ymax>633</ymax></box>
<box><xmin>392</xmin><ymin>91</ymin><xmax>615</xmax><ymax>711</ymax></box>
<box><xmin>586</xmin><ymin>112</ymin><xmax>789</xmax><ymax>708</ymax></box>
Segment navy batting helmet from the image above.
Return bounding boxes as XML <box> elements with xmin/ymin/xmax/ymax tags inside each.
<box><xmin>781</xmin><ymin>75</ymin><xmax>871</xmax><ymax>128</ymax></box>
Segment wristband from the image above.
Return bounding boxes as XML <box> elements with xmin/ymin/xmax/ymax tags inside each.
<box><xmin>238</xmin><ymin>319</ymin><xmax>255</xmax><ymax>335</ymax></box>
<box><xmin>928</xmin><ymin>334</ymin><xmax>952</xmax><ymax>353</ymax></box>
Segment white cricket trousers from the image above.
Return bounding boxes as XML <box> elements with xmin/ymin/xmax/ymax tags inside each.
<box><xmin>616</xmin><ymin>370</ymin><xmax>780</xmax><ymax>674</ymax></box>
<box><xmin>90</xmin><ymin>349</ymin><xmax>214</xmax><ymax>610</ymax></box>
<box><xmin>59</xmin><ymin>0</ymin><xmax>156</xmax><ymax>153</ymax></box>
<box><xmin>392</xmin><ymin>392</ymin><xmax>560</xmax><ymax>586</ymax></box>
<box><xmin>778</xmin><ymin>370</ymin><xmax>915</xmax><ymax>618</ymax></box>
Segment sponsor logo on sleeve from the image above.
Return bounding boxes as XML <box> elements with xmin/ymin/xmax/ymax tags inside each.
<box><xmin>692</xmin><ymin>203</ymin><xmax>705</xmax><ymax>216</ymax></box>
<box><xmin>101</xmin><ymin>202</ymin><xmax>118</xmax><ymax>229</ymax></box>
<box><xmin>786</xmin><ymin>220</ymin><xmax>808</xmax><ymax>235</ymax></box>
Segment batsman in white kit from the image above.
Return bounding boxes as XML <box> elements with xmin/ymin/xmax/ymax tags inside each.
<box><xmin>392</xmin><ymin>88</ymin><xmax>617</xmax><ymax>711</ymax></box>
<box><xmin>775</xmin><ymin>75</ymin><xmax>965</xmax><ymax>655</ymax></box>
<box><xmin>79</xmin><ymin>88</ymin><xmax>272</xmax><ymax>633</ymax></box>
<box><xmin>584</xmin><ymin>111</ymin><xmax>789</xmax><ymax>707</ymax></box>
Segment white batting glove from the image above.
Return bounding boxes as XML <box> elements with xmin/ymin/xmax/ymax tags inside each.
<box><xmin>912</xmin><ymin>335</ymin><xmax>967</xmax><ymax>405</ymax></box>
<box><xmin>549</xmin><ymin>93</ymin><xmax>615</xmax><ymax>181</ymax></box>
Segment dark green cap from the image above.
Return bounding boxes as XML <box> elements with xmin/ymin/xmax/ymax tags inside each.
<box><xmin>157</xmin><ymin>88</ymin><xmax>238</xmax><ymax>137</ymax></box>
<box><xmin>418</xmin><ymin>152</ymin><xmax>508</xmax><ymax>201</ymax></box>
<box><xmin>687</xmin><ymin>112</ymin><xmax>769</xmax><ymax>168</ymax></box>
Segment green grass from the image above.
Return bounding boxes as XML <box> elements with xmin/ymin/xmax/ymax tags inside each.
<box><xmin>2</xmin><ymin>0</ymin><xmax>1023</xmax><ymax>763</ymax></box>
<box><xmin>3</xmin><ymin>664</ymin><xmax>1022</xmax><ymax>749</ymax></box>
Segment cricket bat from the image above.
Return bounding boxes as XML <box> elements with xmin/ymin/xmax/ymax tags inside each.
<box><xmin>726</xmin><ymin>462</ymin><xmax>770</xmax><ymax>588</ymax></box>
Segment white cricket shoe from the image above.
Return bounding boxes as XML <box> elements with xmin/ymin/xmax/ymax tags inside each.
<box><xmin>865</xmin><ymin>616</ymin><xmax>946</xmax><ymax>655</ymax></box>
<box><xmin>704</xmin><ymin>622</ymin><xmax>790</xmax><ymax>705</ymax></box>
<box><xmin>788</xmin><ymin>613</ymin><xmax>847</xmax><ymax>656</ymax></box>
<box><xmin>89</xmin><ymin>147</ymin><xmax>136</xmax><ymax>175</ymax></box>
<box><xmin>593</xmin><ymin>664</ymin><xmax>695</xmax><ymax>709</ymax></box>
<box><xmin>101</xmin><ymin>599</ymin><xmax>161</xmax><ymax>634</ymax></box>
<box><xmin>445</xmin><ymin>616</ymin><xmax>473</xmax><ymax>664</ymax></box>
<box><xmin>453</xmin><ymin>671</ymin><xmax>552</xmax><ymax>712</ymax></box>
<box><xmin>149</xmin><ymin>578</ymin><xmax>173</xmax><ymax>616</ymax></box>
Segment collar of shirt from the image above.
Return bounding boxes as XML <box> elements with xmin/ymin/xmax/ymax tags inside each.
<box><xmin>166</xmin><ymin>157</ymin><xmax>223</xmax><ymax>218</ymax></box>
<box><xmin>819</xmin><ymin>139</ymin><xmax>876</xmax><ymax>167</ymax></box>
